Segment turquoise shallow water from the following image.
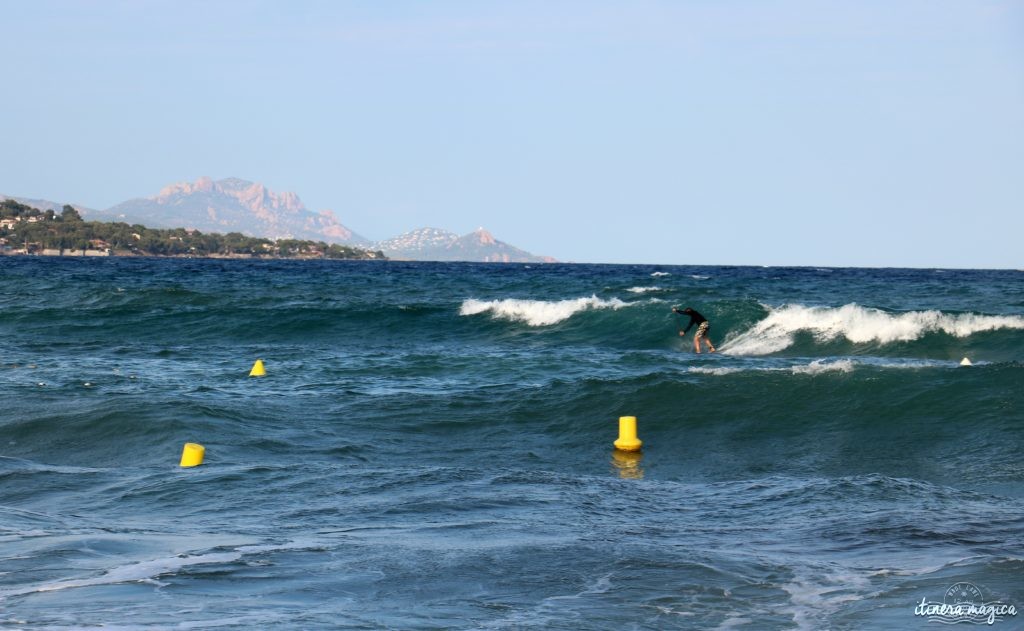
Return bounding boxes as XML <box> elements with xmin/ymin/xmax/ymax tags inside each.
<box><xmin>1</xmin><ymin>258</ymin><xmax>1022</xmax><ymax>629</ymax></box>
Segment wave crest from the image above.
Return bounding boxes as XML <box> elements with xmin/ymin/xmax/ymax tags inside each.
<box><xmin>626</xmin><ymin>286</ymin><xmax>662</xmax><ymax>294</ymax></box>
<box><xmin>459</xmin><ymin>295</ymin><xmax>629</xmax><ymax>326</ymax></box>
<box><xmin>723</xmin><ymin>304</ymin><xmax>1024</xmax><ymax>355</ymax></box>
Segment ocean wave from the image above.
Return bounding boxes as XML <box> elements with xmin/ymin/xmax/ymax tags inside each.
<box><xmin>0</xmin><ymin>540</ymin><xmax>323</xmax><ymax>599</ymax></box>
<box><xmin>0</xmin><ymin>550</ymin><xmax>243</xmax><ymax>598</ymax></box>
<box><xmin>626</xmin><ymin>286</ymin><xmax>662</xmax><ymax>294</ymax></box>
<box><xmin>722</xmin><ymin>304</ymin><xmax>1024</xmax><ymax>355</ymax></box>
<box><xmin>687</xmin><ymin>358</ymin><xmax>952</xmax><ymax>376</ymax></box>
<box><xmin>459</xmin><ymin>295</ymin><xmax>631</xmax><ymax>326</ymax></box>
<box><xmin>790</xmin><ymin>359</ymin><xmax>856</xmax><ymax>375</ymax></box>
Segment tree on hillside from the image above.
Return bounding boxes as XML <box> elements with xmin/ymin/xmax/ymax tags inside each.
<box><xmin>61</xmin><ymin>205</ymin><xmax>82</xmax><ymax>222</ymax></box>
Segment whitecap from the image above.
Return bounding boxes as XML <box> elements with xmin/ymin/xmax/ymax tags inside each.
<box><xmin>459</xmin><ymin>295</ymin><xmax>630</xmax><ymax>326</ymax></box>
<box><xmin>688</xmin><ymin>366</ymin><xmax>746</xmax><ymax>376</ymax></box>
<box><xmin>790</xmin><ymin>359</ymin><xmax>856</xmax><ymax>375</ymax></box>
<box><xmin>626</xmin><ymin>286</ymin><xmax>662</xmax><ymax>294</ymax></box>
<box><xmin>687</xmin><ymin>358</ymin><xmax>952</xmax><ymax>376</ymax></box>
<box><xmin>721</xmin><ymin>303</ymin><xmax>1024</xmax><ymax>355</ymax></box>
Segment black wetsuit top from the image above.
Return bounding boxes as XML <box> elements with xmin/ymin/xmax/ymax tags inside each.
<box><xmin>679</xmin><ymin>309</ymin><xmax>707</xmax><ymax>334</ymax></box>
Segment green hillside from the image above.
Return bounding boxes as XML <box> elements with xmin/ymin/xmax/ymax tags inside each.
<box><xmin>0</xmin><ymin>199</ymin><xmax>385</xmax><ymax>260</ymax></box>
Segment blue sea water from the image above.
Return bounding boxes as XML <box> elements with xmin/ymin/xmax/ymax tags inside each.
<box><xmin>1</xmin><ymin>257</ymin><xmax>1022</xmax><ymax>630</ymax></box>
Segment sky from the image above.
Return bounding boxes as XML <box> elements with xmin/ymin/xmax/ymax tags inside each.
<box><xmin>1</xmin><ymin>1</ymin><xmax>1022</xmax><ymax>267</ymax></box>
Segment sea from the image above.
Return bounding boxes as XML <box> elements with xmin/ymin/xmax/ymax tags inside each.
<box><xmin>1</xmin><ymin>257</ymin><xmax>1022</xmax><ymax>630</ymax></box>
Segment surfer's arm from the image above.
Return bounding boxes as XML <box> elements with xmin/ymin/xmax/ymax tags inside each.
<box><xmin>681</xmin><ymin>317</ymin><xmax>694</xmax><ymax>334</ymax></box>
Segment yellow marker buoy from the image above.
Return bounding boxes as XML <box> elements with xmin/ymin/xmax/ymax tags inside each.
<box><xmin>249</xmin><ymin>359</ymin><xmax>266</xmax><ymax>377</ymax></box>
<box><xmin>959</xmin><ymin>357</ymin><xmax>972</xmax><ymax>366</ymax></box>
<box><xmin>180</xmin><ymin>442</ymin><xmax>205</xmax><ymax>467</ymax></box>
<box><xmin>613</xmin><ymin>415</ymin><xmax>642</xmax><ymax>452</ymax></box>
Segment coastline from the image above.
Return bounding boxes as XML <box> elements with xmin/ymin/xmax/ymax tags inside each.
<box><xmin>0</xmin><ymin>248</ymin><xmax>386</xmax><ymax>261</ymax></box>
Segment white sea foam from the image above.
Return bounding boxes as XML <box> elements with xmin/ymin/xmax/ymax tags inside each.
<box><xmin>475</xmin><ymin>573</ymin><xmax>616</xmax><ymax>629</ymax></box>
<box><xmin>690</xmin><ymin>360</ymin><xmax>852</xmax><ymax>376</ymax></box>
<box><xmin>459</xmin><ymin>295</ymin><xmax>630</xmax><ymax>326</ymax></box>
<box><xmin>627</xmin><ymin>286</ymin><xmax>662</xmax><ymax>294</ymax></box>
<box><xmin>722</xmin><ymin>303</ymin><xmax>1024</xmax><ymax>355</ymax></box>
<box><xmin>0</xmin><ymin>540</ymin><xmax>322</xmax><ymax>599</ymax></box>
<box><xmin>714</xmin><ymin>617</ymin><xmax>754</xmax><ymax>630</ymax></box>
<box><xmin>0</xmin><ymin>551</ymin><xmax>243</xmax><ymax>598</ymax></box>
<box><xmin>688</xmin><ymin>366</ymin><xmax>747</xmax><ymax>376</ymax></box>
<box><xmin>781</xmin><ymin>567</ymin><xmax>875</xmax><ymax>631</ymax></box>
<box><xmin>651</xmin><ymin>271</ymin><xmax>671</xmax><ymax>277</ymax></box>
<box><xmin>790</xmin><ymin>359</ymin><xmax>856</xmax><ymax>375</ymax></box>
<box><xmin>688</xmin><ymin>358</ymin><xmax>949</xmax><ymax>377</ymax></box>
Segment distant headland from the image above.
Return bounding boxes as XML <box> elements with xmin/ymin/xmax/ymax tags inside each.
<box><xmin>2</xmin><ymin>176</ymin><xmax>555</xmax><ymax>263</ymax></box>
<box><xmin>0</xmin><ymin>198</ymin><xmax>385</xmax><ymax>260</ymax></box>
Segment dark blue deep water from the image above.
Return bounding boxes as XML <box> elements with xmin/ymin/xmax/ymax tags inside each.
<box><xmin>1</xmin><ymin>257</ymin><xmax>1022</xmax><ymax>629</ymax></box>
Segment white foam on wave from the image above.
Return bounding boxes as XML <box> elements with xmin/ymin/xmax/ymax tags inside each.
<box><xmin>781</xmin><ymin>566</ymin><xmax>875</xmax><ymax>631</ymax></box>
<box><xmin>479</xmin><ymin>573</ymin><xmax>616</xmax><ymax>629</ymax></box>
<box><xmin>688</xmin><ymin>358</ymin><xmax>948</xmax><ymax>376</ymax></box>
<box><xmin>688</xmin><ymin>366</ymin><xmax>747</xmax><ymax>376</ymax></box>
<box><xmin>722</xmin><ymin>303</ymin><xmax>1024</xmax><ymax>355</ymax></box>
<box><xmin>627</xmin><ymin>286</ymin><xmax>662</xmax><ymax>294</ymax></box>
<box><xmin>459</xmin><ymin>295</ymin><xmax>630</xmax><ymax>326</ymax></box>
<box><xmin>651</xmin><ymin>271</ymin><xmax>671</xmax><ymax>277</ymax></box>
<box><xmin>790</xmin><ymin>359</ymin><xmax>856</xmax><ymax>375</ymax></box>
<box><xmin>0</xmin><ymin>551</ymin><xmax>243</xmax><ymax>598</ymax></box>
<box><xmin>690</xmin><ymin>360</ymin><xmax>851</xmax><ymax>377</ymax></box>
<box><xmin>0</xmin><ymin>540</ymin><xmax>321</xmax><ymax>599</ymax></box>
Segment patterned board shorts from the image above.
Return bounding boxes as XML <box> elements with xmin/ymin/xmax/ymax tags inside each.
<box><xmin>695</xmin><ymin>321</ymin><xmax>710</xmax><ymax>338</ymax></box>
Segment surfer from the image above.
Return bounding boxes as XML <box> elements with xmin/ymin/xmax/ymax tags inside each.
<box><xmin>673</xmin><ymin>306</ymin><xmax>716</xmax><ymax>353</ymax></box>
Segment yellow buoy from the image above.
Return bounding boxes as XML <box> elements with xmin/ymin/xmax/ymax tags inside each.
<box><xmin>249</xmin><ymin>359</ymin><xmax>266</xmax><ymax>377</ymax></box>
<box><xmin>613</xmin><ymin>415</ymin><xmax>642</xmax><ymax>452</ymax></box>
<box><xmin>180</xmin><ymin>442</ymin><xmax>205</xmax><ymax>467</ymax></box>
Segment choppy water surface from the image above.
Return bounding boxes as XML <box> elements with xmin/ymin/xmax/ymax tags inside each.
<box><xmin>1</xmin><ymin>258</ymin><xmax>1022</xmax><ymax>629</ymax></box>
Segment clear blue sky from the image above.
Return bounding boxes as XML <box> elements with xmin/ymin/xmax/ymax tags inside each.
<box><xmin>2</xmin><ymin>1</ymin><xmax>1021</xmax><ymax>267</ymax></box>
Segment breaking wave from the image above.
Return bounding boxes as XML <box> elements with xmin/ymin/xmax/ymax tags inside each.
<box><xmin>459</xmin><ymin>295</ymin><xmax>632</xmax><ymax>326</ymax></box>
<box><xmin>686</xmin><ymin>358</ymin><xmax>947</xmax><ymax>376</ymax></box>
<box><xmin>722</xmin><ymin>303</ymin><xmax>1024</xmax><ymax>356</ymax></box>
<box><xmin>626</xmin><ymin>286</ymin><xmax>662</xmax><ymax>294</ymax></box>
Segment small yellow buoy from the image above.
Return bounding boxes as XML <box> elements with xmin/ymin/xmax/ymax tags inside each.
<box><xmin>959</xmin><ymin>357</ymin><xmax>972</xmax><ymax>367</ymax></box>
<box><xmin>249</xmin><ymin>359</ymin><xmax>266</xmax><ymax>377</ymax></box>
<box><xmin>613</xmin><ymin>415</ymin><xmax>643</xmax><ymax>452</ymax></box>
<box><xmin>180</xmin><ymin>442</ymin><xmax>205</xmax><ymax>467</ymax></box>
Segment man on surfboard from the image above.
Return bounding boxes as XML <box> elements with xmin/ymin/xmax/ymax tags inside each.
<box><xmin>673</xmin><ymin>306</ymin><xmax>716</xmax><ymax>353</ymax></box>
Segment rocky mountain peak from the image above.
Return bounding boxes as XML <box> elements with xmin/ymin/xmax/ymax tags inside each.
<box><xmin>102</xmin><ymin>177</ymin><xmax>366</xmax><ymax>245</ymax></box>
<box><xmin>471</xmin><ymin>227</ymin><xmax>496</xmax><ymax>245</ymax></box>
<box><xmin>155</xmin><ymin>177</ymin><xmax>306</xmax><ymax>219</ymax></box>
<box><xmin>8</xmin><ymin>178</ymin><xmax>556</xmax><ymax>262</ymax></box>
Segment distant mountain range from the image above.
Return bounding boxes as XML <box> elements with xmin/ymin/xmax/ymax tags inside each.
<box><xmin>99</xmin><ymin>176</ymin><xmax>369</xmax><ymax>245</ymax></box>
<box><xmin>1</xmin><ymin>177</ymin><xmax>554</xmax><ymax>263</ymax></box>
